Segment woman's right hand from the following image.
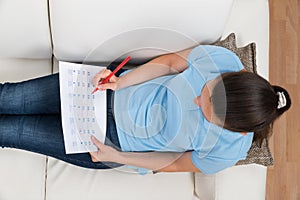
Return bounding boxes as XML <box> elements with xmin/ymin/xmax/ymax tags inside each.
<box><xmin>92</xmin><ymin>68</ymin><xmax>120</xmax><ymax>91</ymax></box>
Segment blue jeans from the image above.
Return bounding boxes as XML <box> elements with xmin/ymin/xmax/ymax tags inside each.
<box><xmin>0</xmin><ymin>66</ymin><xmax>124</xmax><ymax>169</ymax></box>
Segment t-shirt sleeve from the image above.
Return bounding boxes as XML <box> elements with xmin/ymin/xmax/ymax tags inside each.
<box><xmin>186</xmin><ymin>45</ymin><xmax>245</xmax><ymax>82</ymax></box>
<box><xmin>191</xmin><ymin>151</ymin><xmax>239</xmax><ymax>174</ymax></box>
<box><xmin>190</xmin><ymin>130</ymin><xmax>254</xmax><ymax>174</ymax></box>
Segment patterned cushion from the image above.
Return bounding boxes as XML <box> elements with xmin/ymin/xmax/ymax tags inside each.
<box><xmin>213</xmin><ymin>33</ymin><xmax>273</xmax><ymax>166</ymax></box>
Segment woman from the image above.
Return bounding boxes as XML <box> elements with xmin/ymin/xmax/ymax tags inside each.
<box><xmin>0</xmin><ymin>45</ymin><xmax>291</xmax><ymax>174</ymax></box>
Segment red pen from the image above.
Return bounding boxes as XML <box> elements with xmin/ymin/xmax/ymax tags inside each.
<box><xmin>92</xmin><ymin>55</ymin><xmax>131</xmax><ymax>94</ymax></box>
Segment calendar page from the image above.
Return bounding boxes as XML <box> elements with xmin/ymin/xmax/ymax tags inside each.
<box><xmin>59</xmin><ymin>61</ymin><xmax>107</xmax><ymax>154</ymax></box>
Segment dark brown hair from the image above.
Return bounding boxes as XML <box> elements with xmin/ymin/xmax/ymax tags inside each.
<box><xmin>211</xmin><ymin>72</ymin><xmax>291</xmax><ymax>145</ymax></box>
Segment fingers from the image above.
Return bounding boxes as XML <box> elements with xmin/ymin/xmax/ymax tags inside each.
<box><xmin>93</xmin><ymin>69</ymin><xmax>112</xmax><ymax>87</ymax></box>
<box><xmin>89</xmin><ymin>150</ymin><xmax>98</xmax><ymax>158</ymax></box>
<box><xmin>89</xmin><ymin>152</ymin><xmax>98</xmax><ymax>162</ymax></box>
<box><xmin>92</xmin><ymin>69</ymin><xmax>119</xmax><ymax>91</ymax></box>
<box><xmin>91</xmin><ymin>157</ymin><xmax>98</xmax><ymax>162</ymax></box>
<box><xmin>89</xmin><ymin>136</ymin><xmax>118</xmax><ymax>163</ymax></box>
<box><xmin>91</xmin><ymin>135</ymin><xmax>103</xmax><ymax>148</ymax></box>
<box><xmin>89</xmin><ymin>136</ymin><xmax>101</xmax><ymax>162</ymax></box>
<box><xmin>97</xmin><ymin>82</ymin><xmax>117</xmax><ymax>91</ymax></box>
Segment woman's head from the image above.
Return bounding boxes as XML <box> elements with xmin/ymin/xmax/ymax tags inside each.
<box><xmin>210</xmin><ymin>72</ymin><xmax>291</xmax><ymax>133</ymax></box>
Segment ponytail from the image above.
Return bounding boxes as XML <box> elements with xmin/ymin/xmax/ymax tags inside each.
<box><xmin>252</xmin><ymin>85</ymin><xmax>292</xmax><ymax>146</ymax></box>
<box><xmin>273</xmin><ymin>85</ymin><xmax>291</xmax><ymax>115</ymax></box>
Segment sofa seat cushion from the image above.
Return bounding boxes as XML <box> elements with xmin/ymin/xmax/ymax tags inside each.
<box><xmin>45</xmin><ymin>158</ymin><xmax>195</xmax><ymax>200</ymax></box>
<box><xmin>0</xmin><ymin>58</ymin><xmax>52</xmax><ymax>82</ymax></box>
<box><xmin>0</xmin><ymin>149</ymin><xmax>47</xmax><ymax>200</ymax></box>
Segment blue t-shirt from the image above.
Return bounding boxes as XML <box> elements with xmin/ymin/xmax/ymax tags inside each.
<box><xmin>114</xmin><ymin>45</ymin><xmax>253</xmax><ymax>174</ymax></box>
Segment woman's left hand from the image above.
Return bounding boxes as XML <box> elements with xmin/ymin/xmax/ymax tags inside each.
<box><xmin>89</xmin><ymin>136</ymin><xmax>120</xmax><ymax>162</ymax></box>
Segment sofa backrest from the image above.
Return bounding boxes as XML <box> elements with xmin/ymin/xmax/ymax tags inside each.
<box><xmin>49</xmin><ymin>0</ymin><xmax>234</xmax><ymax>63</ymax></box>
<box><xmin>0</xmin><ymin>0</ymin><xmax>235</xmax><ymax>63</ymax></box>
<box><xmin>0</xmin><ymin>0</ymin><xmax>52</xmax><ymax>59</ymax></box>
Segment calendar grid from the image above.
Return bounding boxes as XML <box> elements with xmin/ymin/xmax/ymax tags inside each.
<box><xmin>59</xmin><ymin>61</ymin><xmax>107</xmax><ymax>154</ymax></box>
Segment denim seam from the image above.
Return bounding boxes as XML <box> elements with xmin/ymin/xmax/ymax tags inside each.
<box><xmin>22</xmin><ymin>82</ymin><xmax>26</xmax><ymax>114</ymax></box>
<box><xmin>17</xmin><ymin>116</ymin><xmax>25</xmax><ymax>148</ymax></box>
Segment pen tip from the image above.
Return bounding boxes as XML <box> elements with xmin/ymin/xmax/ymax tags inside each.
<box><xmin>91</xmin><ymin>88</ymin><xmax>97</xmax><ymax>94</ymax></box>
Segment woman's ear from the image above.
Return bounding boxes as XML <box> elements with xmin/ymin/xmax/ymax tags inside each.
<box><xmin>193</xmin><ymin>96</ymin><xmax>201</xmax><ymax>107</ymax></box>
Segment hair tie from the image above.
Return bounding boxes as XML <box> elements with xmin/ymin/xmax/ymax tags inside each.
<box><xmin>277</xmin><ymin>92</ymin><xmax>287</xmax><ymax>109</ymax></box>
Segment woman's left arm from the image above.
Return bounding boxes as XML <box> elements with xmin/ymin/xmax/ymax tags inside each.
<box><xmin>89</xmin><ymin>136</ymin><xmax>200</xmax><ymax>172</ymax></box>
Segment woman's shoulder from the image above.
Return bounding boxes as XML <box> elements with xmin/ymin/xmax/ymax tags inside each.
<box><xmin>186</xmin><ymin>45</ymin><xmax>244</xmax><ymax>75</ymax></box>
<box><xmin>188</xmin><ymin>45</ymin><xmax>237</xmax><ymax>61</ymax></box>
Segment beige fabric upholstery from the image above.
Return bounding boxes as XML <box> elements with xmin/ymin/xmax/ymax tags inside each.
<box><xmin>195</xmin><ymin>164</ymin><xmax>267</xmax><ymax>200</ymax></box>
<box><xmin>46</xmin><ymin>158</ymin><xmax>194</xmax><ymax>200</ymax></box>
<box><xmin>49</xmin><ymin>0</ymin><xmax>234</xmax><ymax>62</ymax></box>
<box><xmin>0</xmin><ymin>58</ymin><xmax>51</xmax><ymax>200</ymax></box>
<box><xmin>0</xmin><ymin>0</ymin><xmax>52</xmax><ymax>59</ymax></box>
<box><xmin>222</xmin><ymin>0</ymin><xmax>269</xmax><ymax>79</ymax></box>
<box><xmin>0</xmin><ymin>149</ymin><xmax>47</xmax><ymax>200</ymax></box>
<box><xmin>0</xmin><ymin>0</ymin><xmax>269</xmax><ymax>200</ymax></box>
<box><xmin>0</xmin><ymin>58</ymin><xmax>52</xmax><ymax>82</ymax></box>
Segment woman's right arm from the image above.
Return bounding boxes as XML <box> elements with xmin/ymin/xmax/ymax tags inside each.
<box><xmin>93</xmin><ymin>48</ymin><xmax>192</xmax><ymax>90</ymax></box>
<box><xmin>89</xmin><ymin>136</ymin><xmax>200</xmax><ymax>172</ymax></box>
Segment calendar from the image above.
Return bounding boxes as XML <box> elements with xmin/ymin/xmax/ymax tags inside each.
<box><xmin>59</xmin><ymin>61</ymin><xmax>107</xmax><ymax>154</ymax></box>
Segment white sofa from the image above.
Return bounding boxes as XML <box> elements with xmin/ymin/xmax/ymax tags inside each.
<box><xmin>0</xmin><ymin>0</ymin><xmax>269</xmax><ymax>199</ymax></box>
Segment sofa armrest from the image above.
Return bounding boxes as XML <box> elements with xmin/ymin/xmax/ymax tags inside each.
<box><xmin>195</xmin><ymin>164</ymin><xmax>267</xmax><ymax>200</ymax></box>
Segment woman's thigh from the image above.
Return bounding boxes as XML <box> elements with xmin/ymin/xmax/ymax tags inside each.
<box><xmin>0</xmin><ymin>74</ymin><xmax>61</xmax><ymax>115</ymax></box>
<box><xmin>0</xmin><ymin>114</ymin><xmax>121</xmax><ymax>169</ymax></box>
